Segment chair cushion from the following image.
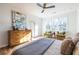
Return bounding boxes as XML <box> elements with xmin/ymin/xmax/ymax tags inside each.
<box><xmin>61</xmin><ymin>39</ymin><xmax>75</xmax><ymax>55</ymax></box>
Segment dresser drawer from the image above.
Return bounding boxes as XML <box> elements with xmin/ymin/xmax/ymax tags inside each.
<box><xmin>8</xmin><ymin>30</ymin><xmax>32</xmax><ymax>46</ymax></box>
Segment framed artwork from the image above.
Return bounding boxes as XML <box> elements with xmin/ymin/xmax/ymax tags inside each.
<box><xmin>11</xmin><ymin>10</ymin><xmax>26</xmax><ymax>30</ymax></box>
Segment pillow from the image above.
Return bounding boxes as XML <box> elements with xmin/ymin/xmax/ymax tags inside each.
<box><xmin>73</xmin><ymin>41</ymin><xmax>79</xmax><ymax>55</ymax></box>
<box><xmin>73</xmin><ymin>33</ymin><xmax>79</xmax><ymax>44</ymax></box>
<box><xmin>61</xmin><ymin>39</ymin><xmax>75</xmax><ymax>55</ymax></box>
<box><xmin>65</xmin><ymin>37</ymin><xmax>72</xmax><ymax>40</ymax></box>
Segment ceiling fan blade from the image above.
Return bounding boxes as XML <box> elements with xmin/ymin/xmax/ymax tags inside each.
<box><xmin>37</xmin><ymin>3</ymin><xmax>43</xmax><ymax>8</ymax></box>
<box><xmin>45</xmin><ymin>5</ymin><xmax>55</xmax><ymax>9</ymax></box>
<box><xmin>43</xmin><ymin>3</ymin><xmax>47</xmax><ymax>8</ymax></box>
<box><xmin>41</xmin><ymin>10</ymin><xmax>44</xmax><ymax>13</ymax></box>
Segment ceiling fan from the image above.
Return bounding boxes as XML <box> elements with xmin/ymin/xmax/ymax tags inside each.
<box><xmin>37</xmin><ymin>3</ymin><xmax>55</xmax><ymax>13</ymax></box>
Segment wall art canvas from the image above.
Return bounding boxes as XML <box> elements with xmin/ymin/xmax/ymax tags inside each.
<box><xmin>11</xmin><ymin>11</ymin><xmax>26</xmax><ymax>30</ymax></box>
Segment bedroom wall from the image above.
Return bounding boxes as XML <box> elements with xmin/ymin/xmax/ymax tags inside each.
<box><xmin>0</xmin><ymin>4</ymin><xmax>25</xmax><ymax>48</ymax></box>
<box><xmin>65</xmin><ymin>11</ymin><xmax>77</xmax><ymax>38</ymax></box>
<box><xmin>0</xmin><ymin>4</ymin><xmax>42</xmax><ymax>48</ymax></box>
<box><xmin>77</xmin><ymin>9</ymin><xmax>79</xmax><ymax>33</ymax></box>
<box><xmin>26</xmin><ymin>14</ymin><xmax>42</xmax><ymax>37</ymax></box>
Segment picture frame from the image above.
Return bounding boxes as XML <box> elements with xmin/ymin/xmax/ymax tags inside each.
<box><xmin>11</xmin><ymin>10</ymin><xmax>26</xmax><ymax>30</ymax></box>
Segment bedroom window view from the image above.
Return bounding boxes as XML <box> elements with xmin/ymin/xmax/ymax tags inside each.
<box><xmin>43</xmin><ymin>16</ymin><xmax>68</xmax><ymax>39</ymax></box>
<box><xmin>0</xmin><ymin>3</ymin><xmax>79</xmax><ymax>55</ymax></box>
<box><xmin>45</xmin><ymin>16</ymin><xmax>68</xmax><ymax>32</ymax></box>
<box><xmin>51</xmin><ymin>16</ymin><xmax>68</xmax><ymax>32</ymax></box>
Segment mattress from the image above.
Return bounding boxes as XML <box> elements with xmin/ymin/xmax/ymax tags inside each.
<box><xmin>12</xmin><ymin>38</ymin><xmax>55</xmax><ymax>55</ymax></box>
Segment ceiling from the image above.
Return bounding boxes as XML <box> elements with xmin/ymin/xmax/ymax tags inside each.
<box><xmin>8</xmin><ymin>3</ymin><xmax>79</xmax><ymax>18</ymax></box>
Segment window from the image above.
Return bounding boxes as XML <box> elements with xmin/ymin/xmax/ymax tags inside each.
<box><xmin>45</xmin><ymin>16</ymin><xmax>68</xmax><ymax>32</ymax></box>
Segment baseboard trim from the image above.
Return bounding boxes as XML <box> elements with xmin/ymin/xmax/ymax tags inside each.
<box><xmin>0</xmin><ymin>44</ymin><xmax>8</xmax><ymax>48</ymax></box>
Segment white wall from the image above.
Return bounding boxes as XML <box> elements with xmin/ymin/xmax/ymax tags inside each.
<box><xmin>67</xmin><ymin>11</ymin><xmax>77</xmax><ymax>38</ymax></box>
<box><xmin>26</xmin><ymin>14</ymin><xmax>42</xmax><ymax>37</ymax></box>
<box><xmin>0</xmin><ymin>4</ymin><xmax>43</xmax><ymax>48</ymax></box>
<box><xmin>0</xmin><ymin>4</ymin><xmax>25</xmax><ymax>48</ymax></box>
<box><xmin>77</xmin><ymin>9</ymin><xmax>79</xmax><ymax>32</ymax></box>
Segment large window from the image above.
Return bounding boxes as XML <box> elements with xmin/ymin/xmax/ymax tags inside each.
<box><xmin>45</xmin><ymin>16</ymin><xmax>68</xmax><ymax>32</ymax></box>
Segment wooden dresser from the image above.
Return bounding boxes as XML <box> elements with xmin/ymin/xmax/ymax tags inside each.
<box><xmin>8</xmin><ymin>30</ymin><xmax>32</xmax><ymax>47</ymax></box>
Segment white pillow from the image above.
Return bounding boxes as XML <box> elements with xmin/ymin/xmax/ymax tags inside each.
<box><xmin>61</xmin><ymin>38</ymin><xmax>75</xmax><ymax>55</ymax></box>
<box><xmin>73</xmin><ymin>41</ymin><xmax>79</xmax><ymax>55</ymax></box>
<box><xmin>71</xmin><ymin>33</ymin><xmax>79</xmax><ymax>45</ymax></box>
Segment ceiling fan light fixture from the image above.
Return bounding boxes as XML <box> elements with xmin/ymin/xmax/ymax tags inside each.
<box><xmin>41</xmin><ymin>9</ymin><xmax>44</xmax><ymax>13</ymax></box>
<box><xmin>37</xmin><ymin>3</ymin><xmax>55</xmax><ymax>13</ymax></box>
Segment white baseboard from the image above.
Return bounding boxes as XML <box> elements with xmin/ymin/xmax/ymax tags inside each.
<box><xmin>0</xmin><ymin>44</ymin><xmax>8</xmax><ymax>48</ymax></box>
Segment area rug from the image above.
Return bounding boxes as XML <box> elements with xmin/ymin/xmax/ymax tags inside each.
<box><xmin>13</xmin><ymin>38</ymin><xmax>55</xmax><ymax>55</ymax></box>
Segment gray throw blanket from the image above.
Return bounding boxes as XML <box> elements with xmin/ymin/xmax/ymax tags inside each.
<box><xmin>13</xmin><ymin>38</ymin><xmax>55</xmax><ymax>55</ymax></box>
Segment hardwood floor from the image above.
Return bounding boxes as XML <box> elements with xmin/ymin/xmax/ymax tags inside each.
<box><xmin>0</xmin><ymin>36</ymin><xmax>46</xmax><ymax>55</ymax></box>
<box><xmin>0</xmin><ymin>46</ymin><xmax>13</xmax><ymax>55</ymax></box>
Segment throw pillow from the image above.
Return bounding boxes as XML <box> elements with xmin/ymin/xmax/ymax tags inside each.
<box><xmin>61</xmin><ymin>39</ymin><xmax>75</xmax><ymax>55</ymax></box>
<box><xmin>73</xmin><ymin>41</ymin><xmax>79</xmax><ymax>55</ymax></box>
<box><xmin>73</xmin><ymin>33</ymin><xmax>79</xmax><ymax>44</ymax></box>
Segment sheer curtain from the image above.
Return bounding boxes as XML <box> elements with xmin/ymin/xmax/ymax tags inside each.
<box><xmin>52</xmin><ymin>16</ymin><xmax>68</xmax><ymax>32</ymax></box>
<box><xmin>43</xmin><ymin>16</ymin><xmax>68</xmax><ymax>33</ymax></box>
